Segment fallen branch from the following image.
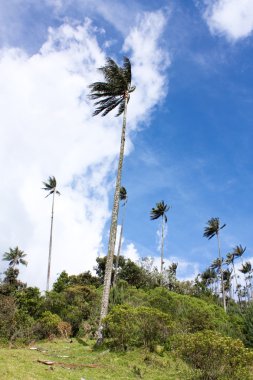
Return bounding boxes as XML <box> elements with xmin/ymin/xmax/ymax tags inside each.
<box><xmin>37</xmin><ymin>359</ymin><xmax>102</xmax><ymax>369</ymax></box>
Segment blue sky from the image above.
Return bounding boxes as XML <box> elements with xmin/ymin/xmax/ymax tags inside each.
<box><xmin>0</xmin><ymin>0</ymin><xmax>253</xmax><ymax>289</ymax></box>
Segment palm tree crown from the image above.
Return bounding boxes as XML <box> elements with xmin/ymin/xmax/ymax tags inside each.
<box><xmin>42</xmin><ymin>176</ymin><xmax>60</xmax><ymax>197</ymax></box>
<box><xmin>88</xmin><ymin>57</ymin><xmax>135</xmax><ymax>117</ymax></box>
<box><xmin>203</xmin><ymin>217</ymin><xmax>226</xmax><ymax>239</ymax></box>
<box><xmin>150</xmin><ymin>201</ymin><xmax>170</xmax><ymax>222</ymax></box>
<box><xmin>232</xmin><ymin>244</ymin><xmax>246</xmax><ymax>259</ymax></box>
<box><xmin>3</xmin><ymin>247</ymin><xmax>27</xmax><ymax>268</ymax></box>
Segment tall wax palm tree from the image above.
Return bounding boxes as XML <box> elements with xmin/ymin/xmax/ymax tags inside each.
<box><xmin>3</xmin><ymin>246</ymin><xmax>28</xmax><ymax>268</ymax></box>
<box><xmin>150</xmin><ymin>201</ymin><xmax>170</xmax><ymax>274</ymax></box>
<box><xmin>203</xmin><ymin>217</ymin><xmax>227</xmax><ymax>312</ymax></box>
<box><xmin>89</xmin><ymin>57</ymin><xmax>135</xmax><ymax>341</ymax></box>
<box><xmin>113</xmin><ymin>186</ymin><xmax>128</xmax><ymax>287</ymax></box>
<box><xmin>42</xmin><ymin>176</ymin><xmax>60</xmax><ymax>292</ymax></box>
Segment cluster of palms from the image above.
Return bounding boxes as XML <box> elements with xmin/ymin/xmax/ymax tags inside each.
<box><xmin>202</xmin><ymin>217</ymin><xmax>252</xmax><ymax>312</ymax></box>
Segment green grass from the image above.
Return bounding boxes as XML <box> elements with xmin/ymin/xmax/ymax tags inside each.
<box><xmin>0</xmin><ymin>339</ymin><xmax>194</xmax><ymax>380</ymax></box>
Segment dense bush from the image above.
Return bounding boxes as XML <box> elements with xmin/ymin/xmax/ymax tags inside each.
<box><xmin>146</xmin><ymin>287</ymin><xmax>230</xmax><ymax>334</ymax></box>
<box><xmin>104</xmin><ymin>304</ymin><xmax>172</xmax><ymax>350</ymax></box>
<box><xmin>171</xmin><ymin>330</ymin><xmax>253</xmax><ymax>380</ymax></box>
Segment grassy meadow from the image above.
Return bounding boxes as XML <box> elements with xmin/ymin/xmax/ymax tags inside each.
<box><xmin>0</xmin><ymin>339</ymin><xmax>196</xmax><ymax>380</ymax></box>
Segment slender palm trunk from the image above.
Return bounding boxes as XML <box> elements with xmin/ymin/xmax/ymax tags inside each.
<box><xmin>113</xmin><ymin>201</ymin><xmax>127</xmax><ymax>287</ymax></box>
<box><xmin>97</xmin><ymin>96</ymin><xmax>128</xmax><ymax>343</ymax></box>
<box><xmin>161</xmin><ymin>215</ymin><xmax>165</xmax><ymax>274</ymax></box>
<box><xmin>46</xmin><ymin>189</ymin><xmax>55</xmax><ymax>292</ymax></box>
<box><xmin>217</xmin><ymin>231</ymin><xmax>226</xmax><ymax>312</ymax></box>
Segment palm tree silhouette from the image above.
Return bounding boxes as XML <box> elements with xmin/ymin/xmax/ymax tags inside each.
<box><xmin>42</xmin><ymin>176</ymin><xmax>60</xmax><ymax>292</ymax></box>
<box><xmin>150</xmin><ymin>201</ymin><xmax>170</xmax><ymax>275</ymax></box>
<box><xmin>89</xmin><ymin>57</ymin><xmax>135</xmax><ymax>341</ymax></box>
<box><xmin>203</xmin><ymin>217</ymin><xmax>226</xmax><ymax>312</ymax></box>
<box><xmin>113</xmin><ymin>186</ymin><xmax>128</xmax><ymax>287</ymax></box>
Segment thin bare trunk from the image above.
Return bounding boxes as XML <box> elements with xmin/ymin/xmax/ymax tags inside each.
<box><xmin>97</xmin><ymin>97</ymin><xmax>128</xmax><ymax>343</ymax></box>
<box><xmin>217</xmin><ymin>231</ymin><xmax>226</xmax><ymax>312</ymax></box>
<box><xmin>161</xmin><ymin>216</ymin><xmax>164</xmax><ymax>274</ymax></box>
<box><xmin>113</xmin><ymin>200</ymin><xmax>127</xmax><ymax>287</ymax></box>
<box><xmin>46</xmin><ymin>189</ymin><xmax>55</xmax><ymax>292</ymax></box>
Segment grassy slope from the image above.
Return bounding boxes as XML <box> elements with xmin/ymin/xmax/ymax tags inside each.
<box><xmin>0</xmin><ymin>339</ymin><xmax>194</xmax><ymax>380</ymax></box>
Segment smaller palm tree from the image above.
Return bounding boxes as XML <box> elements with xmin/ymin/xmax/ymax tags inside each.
<box><xmin>239</xmin><ymin>261</ymin><xmax>252</xmax><ymax>302</ymax></box>
<box><xmin>203</xmin><ymin>217</ymin><xmax>226</xmax><ymax>312</ymax></box>
<box><xmin>42</xmin><ymin>176</ymin><xmax>60</xmax><ymax>292</ymax></box>
<box><xmin>232</xmin><ymin>245</ymin><xmax>246</xmax><ymax>262</ymax></box>
<box><xmin>3</xmin><ymin>247</ymin><xmax>27</xmax><ymax>268</ymax></box>
<box><xmin>113</xmin><ymin>186</ymin><xmax>128</xmax><ymax>287</ymax></box>
<box><xmin>150</xmin><ymin>201</ymin><xmax>170</xmax><ymax>274</ymax></box>
<box><xmin>3</xmin><ymin>247</ymin><xmax>27</xmax><ymax>287</ymax></box>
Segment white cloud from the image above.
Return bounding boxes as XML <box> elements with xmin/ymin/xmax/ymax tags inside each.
<box><xmin>203</xmin><ymin>0</ymin><xmax>253</xmax><ymax>41</ymax></box>
<box><xmin>0</xmin><ymin>11</ymin><xmax>169</xmax><ymax>290</ymax></box>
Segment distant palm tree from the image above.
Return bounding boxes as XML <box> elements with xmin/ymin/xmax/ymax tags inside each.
<box><xmin>239</xmin><ymin>261</ymin><xmax>252</xmax><ymax>302</ymax></box>
<box><xmin>232</xmin><ymin>244</ymin><xmax>246</xmax><ymax>263</ymax></box>
<box><xmin>3</xmin><ymin>246</ymin><xmax>27</xmax><ymax>286</ymax></box>
<box><xmin>89</xmin><ymin>57</ymin><xmax>135</xmax><ymax>342</ymax></box>
<box><xmin>203</xmin><ymin>217</ymin><xmax>226</xmax><ymax>312</ymax></box>
<box><xmin>3</xmin><ymin>246</ymin><xmax>27</xmax><ymax>268</ymax></box>
<box><xmin>113</xmin><ymin>187</ymin><xmax>128</xmax><ymax>287</ymax></box>
<box><xmin>42</xmin><ymin>176</ymin><xmax>60</xmax><ymax>292</ymax></box>
<box><xmin>150</xmin><ymin>201</ymin><xmax>170</xmax><ymax>274</ymax></box>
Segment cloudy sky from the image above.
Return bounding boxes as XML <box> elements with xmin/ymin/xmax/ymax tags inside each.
<box><xmin>0</xmin><ymin>0</ymin><xmax>253</xmax><ymax>290</ymax></box>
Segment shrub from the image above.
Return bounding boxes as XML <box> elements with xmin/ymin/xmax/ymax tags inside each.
<box><xmin>104</xmin><ymin>304</ymin><xmax>172</xmax><ymax>350</ymax></box>
<box><xmin>147</xmin><ymin>288</ymin><xmax>229</xmax><ymax>334</ymax></box>
<box><xmin>57</xmin><ymin>321</ymin><xmax>72</xmax><ymax>338</ymax></box>
<box><xmin>35</xmin><ymin>311</ymin><xmax>62</xmax><ymax>339</ymax></box>
<box><xmin>171</xmin><ymin>330</ymin><xmax>253</xmax><ymax>380</ymax></box>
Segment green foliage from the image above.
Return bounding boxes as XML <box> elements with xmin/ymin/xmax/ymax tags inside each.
<box><xmin>95</xmin><ymin>255</ymin><xmax>159</xmax><ymax>289</ymax></box>
<box><xmin>171</xmin><ymin>330</ymin><xmax>253</xmax><ymax>380</ymax></box>
<box><xmin>0</xmin><ymin>295</ymin><xmax>16</xmax><ymax>339</ymax></box>
<box><xmin>104</xmin><ymin>304</ymin><xmax>172</xmax><ymax>350</ymax></box>
<box><xmin>35</xmin><ymin>311</ymin><xmax>62</xmax><ymax>338</ymax></box>
<box><xmin>147</xmin><ymin>288</ymin><xmax>229</xmax><ymax>334</ymax></box>
<box><xmin>53</xmin><ymin>270</ymin><xmax>101</xmax><ymax>292</ymax></box>
<box><xmin>243</xmin><ymin>301</ymin><xmax>253</xmax><ymax>347</ymax></box>
<box><xmin>15</xmin><ymin>287</ymin><xmax>43</xmax><ymax>318</ymax></box>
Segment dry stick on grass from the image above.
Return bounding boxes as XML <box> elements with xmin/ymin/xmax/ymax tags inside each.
<box><xmin>37</xmin><ymin>359</ymin><xmax>103</xmax><ymax>369</ymax></box>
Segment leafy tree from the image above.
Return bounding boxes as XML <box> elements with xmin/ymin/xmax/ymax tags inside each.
<box><xmin>150</xmin><ymin>201</ymin><xmax>170</xmax><ymax>274</ymax></box>
<box><xmin>42</xmin><ymin>176</ymin><xmax>60</xmax><ymax>291</ymax></box>
<box><xmin>113</xmin><ymin>186</ymin><xmax>128</xmax><ymax>287</ymax></box>
<box><xmin>89</xmin><ymin>57</ymin><xmax>135</xmax><ymax>342</ymax></box>
<box><xmin>203</xmin><ymin>217</ymin><xmax>227</xmax><ymax>312</ymax></box>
